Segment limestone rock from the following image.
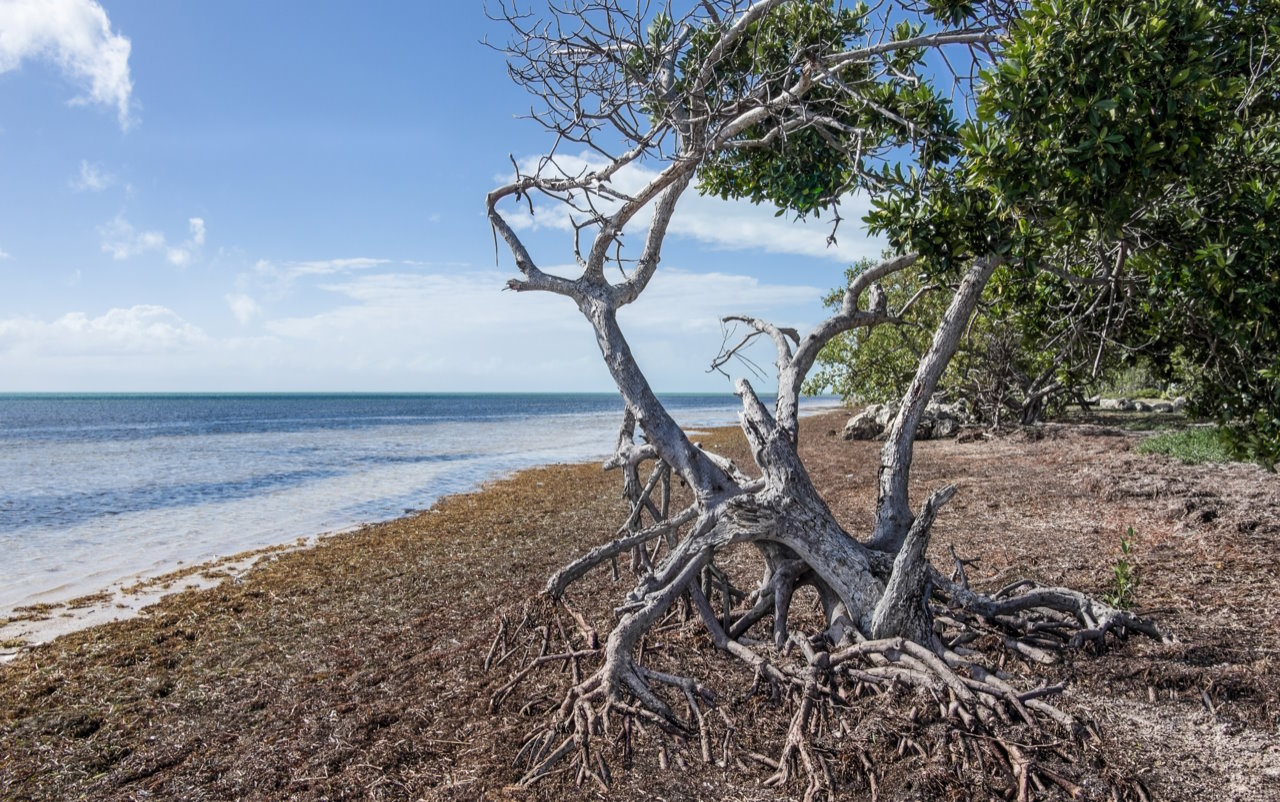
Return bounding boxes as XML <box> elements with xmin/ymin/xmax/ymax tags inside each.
<box><xmin>844</xmin><ymin>398</ymin><xmax>966</xmax><ymax>441</ymax></box>
<box><xmin>1098</xmin><ymin>397</ymin><xmax>1131</xmax><ymax>411</ymax></box>
<box><xmin>843</xmin><ymin>404</ymin><xmax>887</xmax><ymax>440</ymax></box>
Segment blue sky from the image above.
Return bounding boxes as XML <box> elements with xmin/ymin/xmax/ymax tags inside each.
<box><xmin>0</xmin><ymin>1</ymin><xmax>883</xmax><ymax>392</ymax></box>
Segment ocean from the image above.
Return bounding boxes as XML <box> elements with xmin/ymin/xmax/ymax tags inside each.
<box><xmin>0</xmin><ymin>393</ymin><xmax>841</xmax><ymax>612</ymax></box>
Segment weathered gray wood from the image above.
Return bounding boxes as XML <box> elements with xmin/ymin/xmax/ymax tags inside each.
<box><xmin>869</xmin><ymin>257</ymin><xmax>1001</xmax><ymax>553</ymax></box>
<box><xmin>484</xmin><ymin>0</ymin><xmax>1162</xmax><ymax>742</ymax></box>
<box><xmin>870</xmin><ymin>485</ymin><xmax>956</xmax><ymax>645</ymax></box>
<box><xmin>481</xmin><ymin>5</ymin><xmax>1173</xmax><ymax>792</ymax></box>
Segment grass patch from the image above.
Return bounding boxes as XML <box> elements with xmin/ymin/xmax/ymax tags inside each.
<box><xmin>1138</xmin><ymin>427</ymin><xmax>1234</xmax><ymax>464</ymax></box>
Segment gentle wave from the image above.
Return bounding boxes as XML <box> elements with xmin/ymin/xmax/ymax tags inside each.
<box><xmin>0</xmin><ymin>393</ymin><xmax>842</xmax><ymax>610</ymax></box>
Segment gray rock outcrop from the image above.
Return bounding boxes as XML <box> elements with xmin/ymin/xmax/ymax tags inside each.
<box><xmin>843</xmin><ymin>397</ymin><xmax>967</xmax><ymax>441</ymax></box>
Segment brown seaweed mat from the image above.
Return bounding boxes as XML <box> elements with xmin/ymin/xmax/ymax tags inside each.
<box><xmin>2</xmin><ymin>411</ymin><xmax>1278</xmax><ymax>800</ymax></box>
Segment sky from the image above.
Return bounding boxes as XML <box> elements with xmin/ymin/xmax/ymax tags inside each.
<box><xmin>0</xmin><ymin>1</ymin><xmax>884</xmax><ymax>393</ymax></box>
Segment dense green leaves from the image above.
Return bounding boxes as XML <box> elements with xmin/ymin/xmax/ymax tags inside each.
<box><xmin>970</xmin><ymin>0</ymin><xmax>1227</xmax><ymax>239</ymax></box>
<box><xmin>866</xmin><ymin>0</ymin><xmax>1278</xmax><ymax>464</ymax></box>
<box><xmin>690</xmin><ymin>1</ymin><xmax>965</xmax><ymax>216</ymax></box>
<box><xmin>633</xmin><ymin>0</ymin><xmax>1275</xmax><ymax>463</ymax></box>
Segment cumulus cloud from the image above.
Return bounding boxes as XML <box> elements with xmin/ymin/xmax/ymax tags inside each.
<box><xmin>0</xmin><ymin>0</ymin><xmax>135</xmax><ymax>129</ymax></box>
<box><xmin>0</xmin><ymin>246</ymin><xmax>10</xmax><ymax>260</ymax></box>
<box><xmin>255</xmin><ymin>262</ymin><xmax>825</xmax><ymax>390</ymax></box>
<box><xmin>71</xmin><ymin>159</ymin><xmax>112</xmax><ymax>192</ymax></box>
<box><xmin>619</xmin><ymin>269</ymin><xmax>823</xmax><ymax>334</ymax></box>
<box><xmin>0</xmin><ymin>305</ymin><xmax>206</xmax><ymax>355</ymax></box>
<box><xmin>266</xmin><ymin>257</ymin><xmax>389</xmax><ymax>278</ymax></box>
<box><xmin>0</xmin><ymin>255</ymin><xmax>833</xmax><ymax>390</ymax></box>
<box><xmin>671</xmin><ymin>191</ymin><xmax>879</xmax><ymax>262</ymax></box>
<box><xmin>503</xmin><ymin>153</ymin><xmax>884</xmax><ymax>264</ymax></box>
<box><xmin>98</xmin><ymin>215</ymin><xmax>164</xmax><ymax>260</ymax></box>
<box><xmin>164</xmin><ymin>217</ymin><xmax>208</xmax><ymax>265</ymax></box>
<box><xmin>0</xmin><ymin>305</ymin><xmax>224</xmax><ymax>390</ymax></box>
<box><xmin>98</xmin><ymin>214</ymin><xmax>207</xmax><ymax>264</ymax></box>
<box><xmin>225</xmin><ymin>293</ymin><xmax>262</xmax><ymax>325</ymax></box>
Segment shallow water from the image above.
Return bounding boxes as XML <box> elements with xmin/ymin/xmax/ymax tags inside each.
<box><xmin>0</xmin><ymin>393</ymin><xmax>840</xmax><ymax>610</ymax></box>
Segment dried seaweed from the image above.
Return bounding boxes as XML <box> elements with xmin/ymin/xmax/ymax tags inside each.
<box><xmin>1</xmin><ymin>412</ymin><xmax>1277</xmax><ymax>801</ymax></box>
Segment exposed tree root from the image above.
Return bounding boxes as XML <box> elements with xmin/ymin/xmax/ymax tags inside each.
<box><xmin>473</xmin><ymin>0</ymin><xmax>1206</xmax><ymax>793</ymax></box>
<box><xmin>485</xmin><ymin>382</ymin><xmax>1169</xmax><ymax>799</ymax></box>
<box><xmin>490</xmin><ymin>543</ymin><xmax>1168</xmax><ymax>799</ymax></box>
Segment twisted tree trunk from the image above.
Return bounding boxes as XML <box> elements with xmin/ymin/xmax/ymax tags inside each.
<box><xmin>869</xmin><ymin>256</ymin><xmax>1000</xmax><ymax>552</ymax></box>
<box><xmin>482</xmin><ymin>4</ymin><xmax>1168</xmax><ymax>795</ymax></box>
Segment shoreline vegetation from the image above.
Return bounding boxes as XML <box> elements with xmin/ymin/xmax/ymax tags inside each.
<box><xmin>2</xmin><ymin>410</ymin><xmax>1279</xmax><ymax>799</ymax></box>
<box><xmin>0</xmin><ymin>541</ymin><xmax>316</xmax><ymax>664</ymax></box>
<box><xmin>0</xmin><ymin>393</ymin><xmax>846</xmax><ymax>630</ymax></box>
<box><xmin>0</xmin><ymin>398</ymin><xmax>841</xmax><ymax>661</ymax></box>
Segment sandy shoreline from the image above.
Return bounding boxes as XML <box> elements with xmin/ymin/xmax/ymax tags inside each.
<box><xmin>0</xmin><ymin>404</ymin><xmax>845</xmax><ymax>663</ymax></box>
<box><xmin>3</xmin><ymin>409</ymin><xmax>1278</xmax><ymax>800</ymax></box>
<box><xmin>0</xmin><ymin>540</ymin><xmax>317</xmax><ymax>664</ymax></box>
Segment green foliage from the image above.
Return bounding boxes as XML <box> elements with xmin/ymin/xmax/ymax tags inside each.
<box><xmin>867</xmin><ymin>0</ymin><xmax>1280</xmax><ymax>460</ymax></box>
<box><xmin>1103</xmin><ymin>527</ymin><xmax>1140</xmax><ymax>609</ymax></box>
<box><xmin>1101</xmin><ymin>363</ymin><xmax>1170</xmax><ymax>400</ymax></box>
<box><xmin>691</xmin><ymin>1</ymin><xmax>966</xmax><ymax>218</ymax></box>
<box><xmin>872</xmin><ymin>0</ymin><xmax>1249</xmax><ymax>264</ymax></box>
<box><xmin>1137</xmin><ymin>427</ymin><xmax>1237</xmax><ymax>465</ymax></box>
<box><xmin>971</xmin><ymin>0</ymin><xmax>1226</xmax><ymax>237</ymax></box>
<box><xmin>1137</xmin><ymin>2</ymin><xmax>1280</xmax><ymax>469</ymax></box>
<box><xmin>805</xmin><ymin>259</ymin><xmax>951</xmax><ymax>404</ymax></box>
<box><xmin>808</xmin><ymin>258</ymin><xmax>1095</xmax><ymax>422</ymax></box>
<box><xmin>656</xmin><ymin>0</ymin><xmax>1275</xmax><ymax>461</ymax></box>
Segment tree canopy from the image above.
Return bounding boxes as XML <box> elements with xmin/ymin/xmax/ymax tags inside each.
<box><xmin>484</xmin><ymin>0</ymin><xmax>1268</xmax><ymax>795</ymax></box>
<box><xmin>800</xmin><ymin>0</ymin><xmax>1279</xmax><ymax>463</ymax></box>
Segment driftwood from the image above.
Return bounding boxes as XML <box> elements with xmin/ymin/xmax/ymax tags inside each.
<box><xmin>481</xmin><ymin>2</ymin><xmax>1169</xmax><ymax>798</ymax></box>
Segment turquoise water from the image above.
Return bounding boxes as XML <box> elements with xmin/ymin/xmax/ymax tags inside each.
<box><xmin>0</xmin><ymin>393</ymin><xmax>839</xmax><ymax>609</ymax></box>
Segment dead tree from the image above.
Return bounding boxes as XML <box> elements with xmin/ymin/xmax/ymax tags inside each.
<box><xmin>484</xmin><ymin>1</ymin><xmax>1166</xmax><ymax>796</ymax></box>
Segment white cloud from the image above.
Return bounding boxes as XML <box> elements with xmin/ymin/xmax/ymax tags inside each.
<box><xmin>273</xmin><ymin>257</ymin><xmax>388</xmax><ymax>277</ymax></box>
<box><xmin>670</xmin><ymin>190</ymin><xmax>879</xmax><ymax>262</ymax></box>
<box><xmin>225</xmin><ymin>293</ymin><xmax>262</xmax><ymax>325</ymax></box>
<box><xmin>71</xmin><ymin>159</ymin><xmax>112</xmax><ymax>192</ymax></box>
<box><xmin>620</xmin><ymin>269</ymin><xmax>823</xmax><ymax>334</ymax></box>
<box><xmin>0</xmin><ymin>305</ymin><xmax>223</xmax><ymax>390</ymax></box>
<box><xmin>0</xmin><ymin>0</ymin><xmax>134</xmax><ymax>129</ymax></box>
<box><xmin>0</xmin><ymin>260</ymin><xmax>831</xmax><ymax>392</ymax></box>
<box><xmin>0</xmin><ymin>305</ymin><xmax>206</xmax><ymax>356</ymax></box>
<box><xmin>503</xmin><ymin>153</ymin><xmax>884</xmax><ymax>264</ymax></box>
<box><xmin>98</xmin><ymin>214</ymin><xmax>207</xmax><ymax>264</ymax></box>
<box><xmin>99</xmin><ymin>215</ymin><xmax>164</xmax><ymax>260</ymax></box>
<box><xmin>164</xmin><ymin>217</ymin><xmax>206</xmax><ymax>264</ymax></box>
<box><xmin>251</xmin><ymin>257</ymin><xmax>390</xmax><ymax>293</ymax></box>
<box><xmin>0</xmin><ymin>246</ymin><xmax>9</xmax><ymax>260</ymax></box>
<box><xmin>251</xmin><ymin>263</ymin><xmax>825</xmax><ymax>390</ymax></box>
